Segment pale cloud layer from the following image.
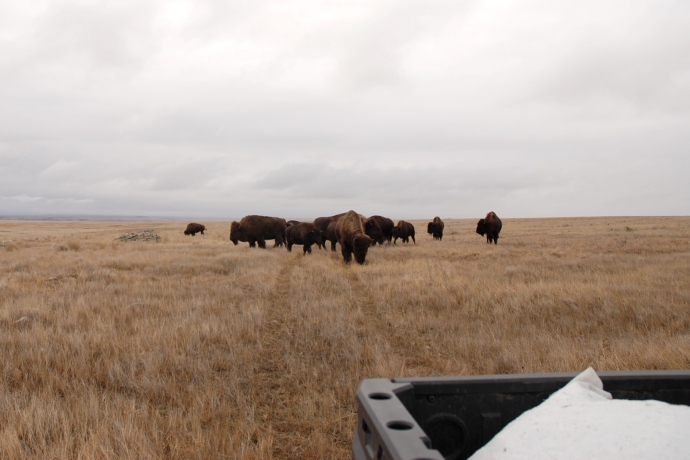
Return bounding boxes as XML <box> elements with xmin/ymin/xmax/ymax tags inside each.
<box><xmin>1</xmin><ymin>0</ymin><xmax>689</xmax><ymax>219</ymax></box>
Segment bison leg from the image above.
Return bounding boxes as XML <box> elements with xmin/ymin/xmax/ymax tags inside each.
<box><xmin>258</xmin><ymin>239</ymin><xmax>267</xmax><ymax>249</ymax></box>
<box><xmin>249</xmin><ymin>240</ymin><xmax>256</xmax><ymax>247</ymax></box>
<box><xmin>303</xmin><ymin>244</ymin><xmax>312</xmax><ymax>255</ymax></box>
<box><xmin>341</xmin><ymin>245</ymin><xmax>352</xmax><ymax>264</ymax></box>
<box><xmin>330</xmin><ymin>241</ymin><xmax>336</xmax><ymax>252</ymax></box>
<box><xmin>287</xmin><ymin>242</ymin><xmax>293</xmax><ymax>252</ymax></box>
<box><xmin>412</xmin><ymin>235</ymin><xmax>416</xmax><ymax>244</ymax></box>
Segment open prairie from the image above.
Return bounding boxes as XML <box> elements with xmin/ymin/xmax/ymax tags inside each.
<box><xmin>1</xmin><ymin>216</ymin><xmax>689</xmax><ymax>459</ymax></box>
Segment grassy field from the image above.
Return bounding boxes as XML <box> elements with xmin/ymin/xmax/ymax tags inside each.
<box><xmin>1</xmin><ymin>216</ymin><xmax>689</xmax><ymax>459</ymax></box>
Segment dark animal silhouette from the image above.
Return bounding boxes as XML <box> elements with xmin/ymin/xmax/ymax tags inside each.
<box><xmin>229</xmin><ymin>215</ymin><xmax>287</xmax><ymax>248</ymax></box>
<box><xmin>392</xmin><ymin>220</ymin><xmax>416</xmax><ymax>244</ymax></box>
<box><xmin>285</xmin><ymin>222</ymin><xmax>322</xmax><ymax>255</ymax></box>
<box><xmin>313</xmin><ymin>213</ymin><xmax>346</xmax><ymax>249</ymax></box>
<box><xmin>368</xmin><ymin>215</ymin><xmax>393</xmax><ymax>245</ymax></box>
<box><xmin>476</xmin><ymin>211</ymin><xmax>502</xmax><ymax>244</ymax></box>
<box><xmin>325</xmin><ymin>222</ymin><xmax>338</xmax><ymax>251</ymax></box>
<box><xmin>184</xmin><ymin>223</ymin><xmax>206</xmax><ymax>236</ymax></box>
<box><xmin>363</xmin><ymin>217</ymin><xmax>384</xmax><ymax>246</ymax></box>
<box><xmin>335</xmin><ymin>211</ymin><xmax>373</xmax><ymax>264</ymax></box>
<box><xmin>427</xmin><ymin>216</ymin><xmax>444</xmax><ymax>240</ymax></box>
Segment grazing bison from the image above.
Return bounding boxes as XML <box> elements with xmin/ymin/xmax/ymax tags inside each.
<box><xmin>314</xmin><ymin>213</ymin><xmax>346</xmax><ymax>249</ymax></box>
<box><xmin>184</xmin><ymin>223</ymin><xmax>206</xmax><ymax>236</ymax></box>
<box><xmin>392</xmin><ymin>220</ymin><xmax>416</xmax><ymax>244</ymax></box>
<box><xmin>285</xmin><ymin>222</ymin><xmax>322</xmax><ymax>255</ymax></box>
<box><xmin>427</xmin><ymin>216</ymin><xmax>444</xmax><ymax>240</ymax></box>
<box><xmin>325</xmin><ymin>222</ymin><xmax>338</xmax><ymax>251</ymax></box>
<box><xmin>229</xmin><ymin>215</ymin><xmax>287</xmax><ymax>248</ymax></box>
<box><xmin>335</xmin><ymin>210</ymin><xmax>373</xmax><ymax>264</ymax></box>
<box><xmin>476</xmin><ymin>211</ymin><xmax>502</xmax><ymax>244</ymax></box>
<box><xmin>368</xmin><ymin>215</ymin><xmax>394</xmax><ymax>245</ymax></box>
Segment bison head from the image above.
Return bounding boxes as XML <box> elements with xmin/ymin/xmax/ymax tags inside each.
<box><xmin>476</xmin><ymin>219</ymin><xmax>486</xmax><ymax>236</ymax></box>
<box><xmin>353</xmin><ymin>235</ymin><xmax>372</xmax><ymax>264</ymax></box>
<box><xmin>229</xmin><ymin>222</ymin><xmax>243</xmax><ymax>245</ymax></box>
<box><xmin>427</xmin><ymin>222</ymin><xmax>435</xmax><ymax>235</ymax></box>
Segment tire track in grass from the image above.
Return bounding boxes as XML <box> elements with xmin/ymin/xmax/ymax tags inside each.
<box><xmin>344</xmin><ymin>267</ymin><xmax>412</xmax><ymax>365</ymax></box>
<box><xmin>345</xmin><ymin>265</ymin><xmax>437</xmax><ymax>375</ymax></box>
<box><xmin>252</xmin><ymin>254</ymin><xmax>306</xmax><ymax>459</ymax></box>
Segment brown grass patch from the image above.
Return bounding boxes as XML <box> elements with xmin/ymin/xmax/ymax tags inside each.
<box><xmin>0</xmin><ymin>216</ymin><xmax>689</xmax><ymax>458</ymax></box>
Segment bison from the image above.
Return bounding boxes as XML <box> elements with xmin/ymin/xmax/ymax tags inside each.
<box><xmin>325</xmin><ymin>222</ymin><xmax>338</xmax><ymax>251</ymax></box>
<box><xmin>427</xmin><ymin>216</ymin><xmax>444</xmax><ymax>240</ymax></box>
<box><xmin>368</xmin><ymin>215</ymin><xmax>394</xmax><ymax>245</ymax></box>
<box><xmin>313</xmin><ymin>213</ymin><xmax>346</xmax><ymax>249</ymax></box>
<box><xmin>335</xmin><ymin>210</ymin><xmax>373</xmax><ymax>264</ymax></box>
<box><xmin>363</xmin><ymin>217</ymin><xmax>384</xmax><ymax>246</ymax></box>
<box><xmin>184</xmin><ymin>223</ymin><xmax>206</xmax><ymax>236</ymax></box>
<box><xmin>229</xmin><ymin>215</ymin><xmax>287</xmax><ymax>248</ymax></box>
<box><xmin>285</xmin><ymin>222</ymin><xmax>322</xmax><ymax>255</ymax></box>
<box><xmin>476</xmin><ymin>211</ymin><xmax>502</xmax><ymax>244</ymax></box>
<box><xmin>392</xmin><ymin>220</ymin><xmax>416</xmax><ymax>244</ymax></box>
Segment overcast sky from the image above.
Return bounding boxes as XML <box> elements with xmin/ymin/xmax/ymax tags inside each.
<box><xmin>1</xmin><ymin>0</ymin><xmax>689</xmax><ymax>219</ymax></box>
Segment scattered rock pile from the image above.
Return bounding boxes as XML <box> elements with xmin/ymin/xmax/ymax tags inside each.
<box><xmin>116</xmin><ymin>230</ymin><xmax>161</xmax><ymax>242</ymax></box>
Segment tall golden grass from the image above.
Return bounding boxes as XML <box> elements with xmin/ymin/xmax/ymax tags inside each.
<box><xmin>1</xmin><ymin>216</ymin><xmax>689</xmax><ymax>458</ymax></box>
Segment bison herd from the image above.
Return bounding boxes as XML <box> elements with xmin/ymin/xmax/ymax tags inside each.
<box><xmin>183</xmin><ymin>211</ymin><xmax>503</xmax><ymax>264</ymax></box>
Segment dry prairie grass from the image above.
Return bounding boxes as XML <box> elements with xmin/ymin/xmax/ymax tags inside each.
<box><xmin>1</xmin><ymin>216</ymin><xmax>689</xmax><ymax>459</ymax></box>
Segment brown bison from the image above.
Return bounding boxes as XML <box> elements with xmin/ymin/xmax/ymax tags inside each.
<box><xmin>368</xmin><ymin>215</ymin><xmax>394</xmax><ymax>245</ymax></box>
<box><xmin>325</xmin><ymin>222</ymin><xmax>338</xmax><ymax>251</ymax></box>
<box><xmin>335</xmin><ymin>210</ymin><xmax>373</xmax><ymax>264</ymax></box>
<box><xmin>476</xmin><ymin>211</ymin><xmax>502</xmax><ymax>244</ymax></box>
<box><xmin>363</xmin><ymin>217</ymin><xmax>384</xmax><ymax>246</ymax></box>
<box><xmin>184</xmin><ymin>223</ymin><xmax>206</xmax><ymax>236</ymax></box>
<box><xmin>392</xmin><ymin>220</ymin><xmax>416</xmax><ymax>244</ymax></box>
<box><xmin>285</xmin><ymin>222</ymin><xmax>322</xmax><ymax>255</ymax></box>
<box><xmin>229</xmin><ymin>215</ymin><xmax>287</xmax><ymax>248</ymax></box>
<box><xmin>313</xmin><ymin>213</ymin><xmax>346</xmax><ymax>249</ymax></box>
<box><xmin>427</xmin><ymin>216</ymin><xmax>444</xmax><ymax>240</ymax></box>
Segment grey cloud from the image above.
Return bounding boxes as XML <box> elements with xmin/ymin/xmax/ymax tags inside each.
<box><xmin>0</xmin><ymin>1</ymin><xmax>688</xmax><ymax>218</ymax></box>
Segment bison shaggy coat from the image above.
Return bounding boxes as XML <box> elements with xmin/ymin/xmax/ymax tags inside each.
<box><xmin>184</xmin><ymin>223</ymin><xmax>206</xmax><ymax>236</ymax></box>
<box><xmin>334</xmin><ymin>211</ymin><xmax>373</xmax><ymax>264</ymax></box>
<box><xmin>476</xmin><ymin>211</ymin><xmax>502</xmax><ymax>244</ymax></box>
<box><xmin>427</xmin><ymin>216</ymin><xmax>444</xmax><ymax>240</ymax></box>
<box><xmin>229</xmin><ymin>215</ymin><xmax>287</xmax><ymax>248</ymax></box>
<box><xmin>285</xmin><ymin>222</ymin><xmax>322</xmax><ymax>255</ymax></box>
<box><xmin>392</xmin><ymin>220</ymin><xmax>416</xmax><ymax>244</ymax></box>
